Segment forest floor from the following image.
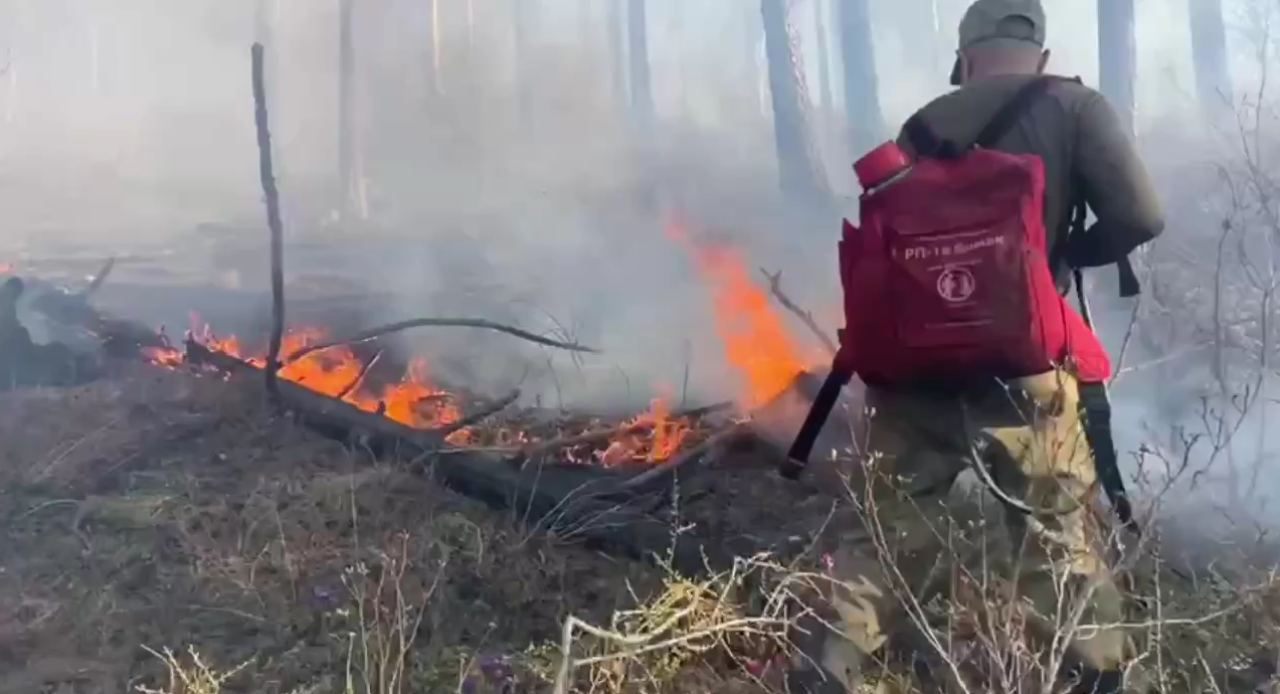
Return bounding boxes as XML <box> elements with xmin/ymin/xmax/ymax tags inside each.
<box><xmin>0</xmin><ymin>362</ymin><xmax>1278</xmax><ymax>694</ymax></box>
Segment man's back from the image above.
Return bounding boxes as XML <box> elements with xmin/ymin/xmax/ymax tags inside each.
<box><xmin>895</xmin><ymin>74</ymin><xmax>1164</xmax><ymax>290</ymax></box>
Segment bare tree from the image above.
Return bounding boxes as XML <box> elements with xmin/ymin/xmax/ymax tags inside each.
<box><xmin>836</xmin><ymin>0</ymin><xmax>884</xmax><ymax>155</ymax></box>
<box><xmin>338</xmin><ymin>0</ymin><xmax>356</xmax><ymax>222</ymax></box>
<box><xmin>813</xmin><ymin>0</ymin><xmax>834</xmax><ymax>113</ymax></box>
<box><xmin>608</xmin><ymin>0</ymin><xmax>626</xmax><ymax>110</ymax></box>
<box><xmin>1097</xmin><ymin>0</ymin><xmax>1137</xmax><ymax>134</ymax></box>
<box><xmin>627</xmin><ymin>0</ymin><xmax>653</xmax><ymax>127</ymax></box>
<box><xmin>761</xmin><ymin>0</ymin><xmax>827</xmax><ymax>202</ymax></box>
<box><xmin>1189</xmin><ymin>0</ymin><xmax>1233</xmax><ymax>123</ymax></box>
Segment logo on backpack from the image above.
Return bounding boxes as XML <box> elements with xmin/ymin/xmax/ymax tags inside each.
<box><xmin>936</xmin><ymin>266</ymin><xmax>976</xmax><ymax>303</ymax></box>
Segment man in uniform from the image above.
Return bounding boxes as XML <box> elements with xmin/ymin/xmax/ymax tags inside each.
<box><xmin>786</xmin><ymin>1</ymin><xmax>1165</xmax><ymax>692</ymax></box>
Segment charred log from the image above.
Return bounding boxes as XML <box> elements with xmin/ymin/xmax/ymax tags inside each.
<box><xmin>0</xmin><ymin>277</ymin><xmax>102</xmax><ymax>389</ymax></box>
<box><xmin>183</xmin><ymin>338</ymin><xmax>731</xmax><ymax>575</ymax></box>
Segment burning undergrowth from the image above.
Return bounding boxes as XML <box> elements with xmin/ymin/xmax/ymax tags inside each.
<box><xmin>115</xmin><ymin>216</ymin><xmax>830</xmax><ymax>473</ymax></box>
<box><xmin>0</xmin><ymin>216</ymin><xmax>865</xmax><ymax>692</ymax></box>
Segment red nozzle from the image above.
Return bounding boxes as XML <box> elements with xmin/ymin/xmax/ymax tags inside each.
<box><xmin>853</xmin><ymin>141</ymin><xmax>910</xmax><ymax>191</ymax></box>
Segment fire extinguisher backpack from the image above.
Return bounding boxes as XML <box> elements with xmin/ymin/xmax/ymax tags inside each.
<box><xmin>784</xmin><ymin>76</ymin><xmax>1112</xmax><ymax>478</ymax></box>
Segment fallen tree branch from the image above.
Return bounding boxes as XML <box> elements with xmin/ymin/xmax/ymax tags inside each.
<box><xmin>759</xmin><ymin>268</ymin><xmax>837</xmax><ymax>355</ymax></box>
<box><xmin>618</xmin><ymin>423</ymin><xmax>748</xmax><ymax>494</ymax></box>
<box><xmin>182</xmin><ymin>337</ymin><xmax>725</xmax><ymax>574</ymax></box>
<box><xmin>81</xmin><ymin>257</ymin><xmax>114</xmax><ymax>297</ymax></box>
<box><xmin>335</xmin><ymin>349</ymin><xmax>382</xmax><ymax>400</ymax></box>
<box><xmin>251</xmin><ymin>42</ymin><xmax>287</xmax><ymax>399</ymax></box>
<box><xmin>508</xmin><ymin>401</ymin><xmax>735</xmax><ymax>465</ymax></box>
<box><xmin>437</xmin><ymin>388</ymin><xmax>521</xmax><ymax>438</ymax></box>
<box><xmin>284</xmin><ymin>317</ymin><xmax>600</xmax><ymax>364</ymax></box>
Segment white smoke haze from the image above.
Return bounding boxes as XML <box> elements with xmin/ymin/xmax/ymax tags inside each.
<box><xmin>0</xmin><ymin>0</ymin><xmax>1278</xmax><ymax>544</ymax></box>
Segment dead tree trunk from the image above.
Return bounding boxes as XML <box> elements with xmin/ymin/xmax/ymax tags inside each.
<box><xmin>425</xmin><ymin>0</ymin><xmax>441</xmax><ymax>95</ymax></box>
<box><xmin>337</xmin><ymin>0</ymin><xmax>356</xmax><ymax>221</ymax></box>
<box><xmin>627</xmin><ymin>0</ymin><xmax>653</xmax><ymax>127</ymax></box>
<box><xmin>1189</xmin><ymin>0</ymin><xmax>1232</xmax><ymax>122</ymax></box>
<box><xmin>761</xmin><ymin>0</ymin><xmax>826</xmax><ymax>202</ymax></box>
<box><xmin>608</xmin><ymin>0</ymin><xmax>626</xmax><ymax>109</ymax></box>
<box><xmin>1097</xmin><ymin>0</ymin><xmax>1136</xmax><ymax>134</ymax></box>
<box><xmin>836</xmin><ymin>0</ymin><xmax>884</xmax><ymax>156</ymax></box>
<box><xmin>814</xmin><ymin>0</ymin><xmax>833</xmax><ymax>112</ymax></box>
<box><xmin>255</xmin><ymin>0</ymin><xmax>281</xmax><ymax>174</ymax></box>
<box><xmin>510</xmin><ymin>0</ymin><xmax>533</xmax><ymax>119</ymax></box>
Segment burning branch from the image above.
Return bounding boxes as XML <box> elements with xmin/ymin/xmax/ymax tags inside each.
<box><xmin>759</xmin><ymin>268</ymin><xmax>837</xmax><ymax>355</ymax></box>
<box><xmin>335</xmin><ymin>349</ymin><xmax>382</xmax><ymax>400</ymax></box>
<box><xmin>251</xmin><ymin>42</ymin><xmax>287</xmax><ymax>399</ymax></box>
<box><xmin>437</xmin><ymin>389</ymin><xmax>522</xmax><ymax>439</ymax></box>
<box><xmin>283</xmin><ymin>318</ymin><xmax>599</xmax><ymax>364</ymax></box>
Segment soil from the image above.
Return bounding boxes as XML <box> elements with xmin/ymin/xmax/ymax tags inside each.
<box><xmin>0</xmin><ymin>362</ymin><xmax>678</xmax><ymax>693</ymax></box>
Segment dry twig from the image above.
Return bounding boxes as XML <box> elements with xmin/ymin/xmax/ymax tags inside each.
<box><xmin>284</xmin><ymin>318</ymin><xmax>598</xmax><ymax>364</ymax></box>
<box><xmin>760</xmin><ymin>268</ymin><xmax>838</xmax><ymax>355</ymax></box>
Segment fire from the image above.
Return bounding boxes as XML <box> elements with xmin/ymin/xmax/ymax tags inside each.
<box><xmin>598</xmin><ymin>396</ymin><xmax>691</xmax><ymax>466</ymax></box>
<box><xmin>665</xmin><ymin>214</ymin><xmax>806</xmax><ymax>409</ymax></box>
<box><xmin>181</xmin><ymin>323</ymin><xmax>464</xmax><ymax>431</ymax></box>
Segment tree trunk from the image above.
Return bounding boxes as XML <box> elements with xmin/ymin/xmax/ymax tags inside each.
<box><xmin>627</xmin><ymin>0</ymin><xmax>653</xmax><ymax>126</ymax></box>
<box><xmin>608</xmin><ymin>0</ymin><xmax>626</xmax><ymax>109</ymax></box>
<box><xmin>836</xmin><ymin>0</ymin><xmax>884</xmax><ymax>156</ymax></box>
<box><xmin>338</xmin><ymin>0</ymin><xmax>356</xmax><ymax>221</ymax></box>
<box><xmin>814</xmin><ymin>0</ymin><xmax>833</xmax><ymax>111</ymax></box>
<box><xmin>1097</xmin><ymin>0</ymin><xmax>1136</xmax><ymax>135</ymax></box>
<box><xmin>427</xmin><ymin>0</ymin><xmax>441</xmax><ymax>95</ymax></box>
<box><xmin>1188</xmin><ymin>0</ymin><xmax>1231</xmax><ymax>122</ymax></box>
<box><xmin>761</xmin><ymin>0</ymin><xmax>826</xmax><ymax>202</ymax></box>
<box><xmin>511</xmin><ymin>0</ymin><xmax>532</xmax><ymax>119</ymax></box>
<box><xmin>255</xmin><ymin>0</ymin><xmax>281</xmax><ymax>176</ymax></box>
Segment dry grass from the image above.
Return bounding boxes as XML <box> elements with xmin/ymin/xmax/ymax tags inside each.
<box><xmin>0</xmin><ymin>364</ymin><xmax>660</xmax><ymax>693</ymax></box>
<box><xmin>0</xmin><ymin>364</ymin><xmax>1277</xmax><ymax>694</ymax></box>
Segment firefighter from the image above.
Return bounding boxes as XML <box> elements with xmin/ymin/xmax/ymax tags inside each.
<box><xmin>784</xmin><ymin>1</ymin><xmax>1165</xmax><ymax>692</ymax></box>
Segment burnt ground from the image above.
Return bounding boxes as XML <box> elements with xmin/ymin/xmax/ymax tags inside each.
<box><xmin>0</xmin><ymin>363</ymin><xmax>670</xmax><ymax>693</ymax></box>
<box><xmin>0</xmin><ymin>362</ymin><xmax>1278</xmax><ymax>694</ymax></box>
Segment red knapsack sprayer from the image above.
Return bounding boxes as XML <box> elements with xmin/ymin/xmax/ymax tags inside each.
<box><xmin>783</xmin><ymin>76</ymin><xmax>1111</xmax><ymax>480</ymax></box>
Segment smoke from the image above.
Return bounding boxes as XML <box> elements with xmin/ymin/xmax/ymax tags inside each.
<box><xmin>2</xmin><ymin>0</ymin><xmax>1279</xmax><ymax>539</ymax></box>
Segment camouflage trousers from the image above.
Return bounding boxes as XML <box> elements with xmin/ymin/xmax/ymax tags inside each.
<box><xmin>788</xmin><ymin>371</ymin><xmax>1129</xmax><ymax>693</ymax></box>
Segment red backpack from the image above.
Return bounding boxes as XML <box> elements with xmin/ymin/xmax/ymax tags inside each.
<box><xmin>785</xmin><ymin>77</ymin><xmax>1110</xmax><ymax>474</ymax></box>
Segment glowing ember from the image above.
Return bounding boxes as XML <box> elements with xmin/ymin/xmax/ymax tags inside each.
<box><xmin>665</xmin><ymin>213</ymin><xmax>807</xmax><ymax>409</ymax></box>
<box><xmin>598</xmin><ymin>396</ymin><xmax>691</xmax><ymax>466</ymax></box>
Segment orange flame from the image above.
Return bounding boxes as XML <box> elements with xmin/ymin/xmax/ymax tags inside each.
<box><xmin>178</xmin><ymin>323</ymin><xmax>464</xmax><ymax>431</ymax></box>
<box><xmin>666</xmin><ymin>214</ymin><xmax>806</xmax><ymax>409</ymax></box>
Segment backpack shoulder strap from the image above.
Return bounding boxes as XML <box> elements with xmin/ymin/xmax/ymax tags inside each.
<box><xmin>903</xmin><ymin>75</ymin><xmax>1065</xmax><ymax>159</ymax></box>
<box><xmin>972</xmin><ymin>75</ymin><xmax>1064</xmax><ymax>149</ymax></box>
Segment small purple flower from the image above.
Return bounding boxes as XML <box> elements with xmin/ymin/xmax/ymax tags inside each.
<box><xmin>460</xmin><ymin>676</ymin><xmax>477</xmax><ymax>694</ymax></box>
<box><xmin>310</xmin><ymin>583</ymin><xmax>343</xmax><ymax>610</ymax></box>
<box><xmin>479</xmin><ymin>655</ymin><xmax>514</xmax><ymax>682</ymax></box>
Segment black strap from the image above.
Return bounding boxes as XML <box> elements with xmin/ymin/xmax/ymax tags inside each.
<box><xmin>782</xmin><ymin>354</ymin><xmax>854</xmax><ymax>480</ymax></box>
<box><xmin>903</xmin><ymin>76</ymin><xmax>1062</xmax><ymax>160</ymax></box>
<box><xmin>972</xmin><ymin>76</ymin><xmax>1061</xmax><ymax>148</ymax></box>
<box><xmin>1078</xmin><ymin>381</ymin><xmax>1140</xmax><ymax>536</ymax></box>
<box><xmin>1070</xmin><ymin>200</ymin><xmax>1141</xmax><ymax>298</ymax></box>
